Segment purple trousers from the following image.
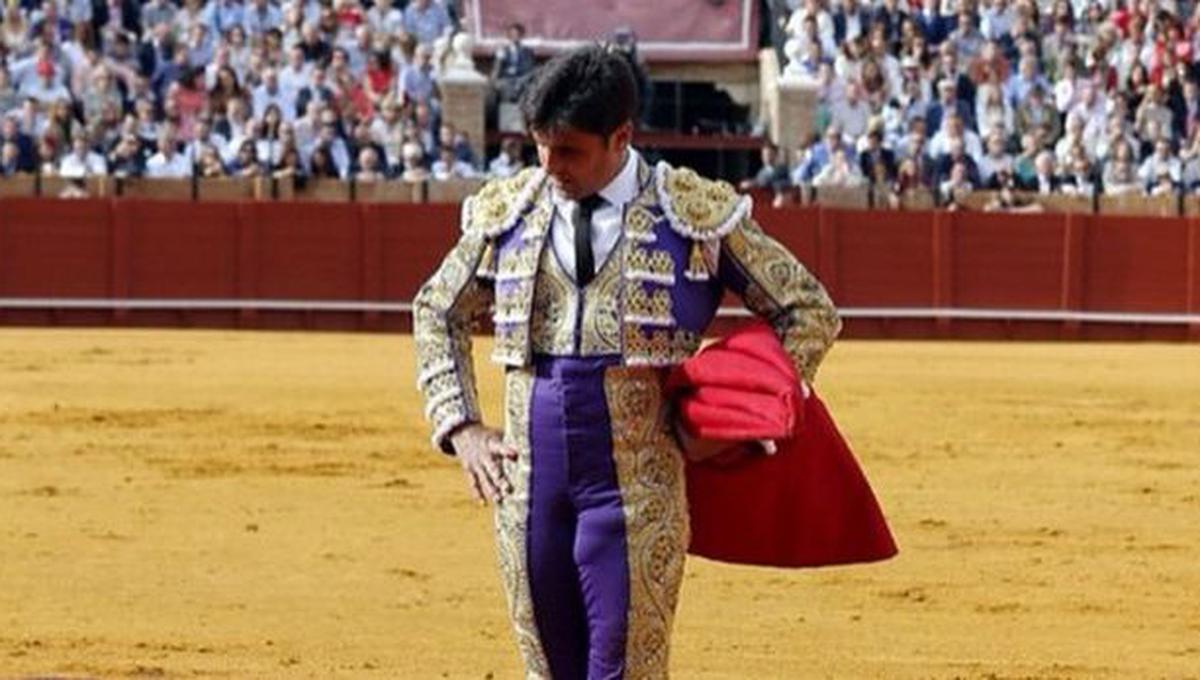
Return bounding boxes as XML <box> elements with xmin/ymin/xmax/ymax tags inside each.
<box><xmin>527</xmin><ymin>354</ymin><xmax>630</xmax><ymax>680</ymax></box>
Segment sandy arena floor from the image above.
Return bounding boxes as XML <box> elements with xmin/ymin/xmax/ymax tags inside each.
<box><xmin>0</xmin><ymin>329</ymin><xmax>1197</xmax><ymax>679</ymax></box>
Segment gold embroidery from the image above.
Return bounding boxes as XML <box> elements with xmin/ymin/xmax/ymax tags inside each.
<box><xmin>413</xmin><ymin>231</ymin><xmax>491</xmax><ymax>448</ymax></box>
<box><xmin>624</xmin><ymin>285</ymin><xmax>674</xmax><ymax>327</ymax></box>
<box><xmin>465</xmin><ymin>168</ymin><xmax>544</xmax><ymax>237</ymax></box>
<box><xmin>625</xmin><ymin>204</ymin><xmax>658</xmax><ymax>243</ymax></box>
<box><xmin>493</xmin><ymin>368</ymin><xmax>552</xmax><ymax>678</ymax></box>
<box><xmin>580</xmin><ymin>242</ymin><xmax>624</xmax><ymax>355</ymax></box>
<box><xmin>603</xmin><ymin>367</ymin><xmax>689</xmax><ymax>680</ymax></box>
<box><xmin>622</xmin><ymin>325</ymin><xmax>700</xmax><ymax>366</ymax></box>
<box><xmin>722</xmin><ymin>218</ymin><xmax>842</xmax><ymax>381</ymax></box>
<box><xmin>625</xmin><ymin>245</ymin><xmax>676</xmax><ymax>285</ymax></box>
<box><xmin>529</xmin><ymin>246</ymin><xmax>576</xmax><ymax>355</ymax></box>
<box><xmin>656</xmin><ymin>164</ymin><xmax>747</xmax><ymax>239</ymax></box>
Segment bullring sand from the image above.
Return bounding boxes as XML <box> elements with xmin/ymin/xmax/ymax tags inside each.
<box><xmin>1</xmin><ymin>330</ymin><xmax>1197</xmax><ymax>679</ymax></box>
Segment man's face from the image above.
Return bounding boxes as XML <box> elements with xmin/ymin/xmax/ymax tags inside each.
<box><xmin>532</xmin><ymin>123</ymin><xmax>631</xmax><ymax>201</ymax></box>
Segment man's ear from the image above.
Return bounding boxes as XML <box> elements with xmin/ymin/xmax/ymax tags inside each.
<box><xmin>610</xmin><ymin>120</ymin><xmax>634</xmax><ymax>152</ymax></box>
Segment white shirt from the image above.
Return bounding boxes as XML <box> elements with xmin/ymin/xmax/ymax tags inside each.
<box><xmin>59</xmin><ymin>152</ymin><xmax>107</xmax><ymax>178</ymax></box>
<box><xmin>549</xmin><ymin>148</ymin><xmax>640</xmax><ymax>283</ymax></box>
<box><xmin>146</xmin><ymin>152</ymin><xmax>193</xmax><ymax>178</ymax></box>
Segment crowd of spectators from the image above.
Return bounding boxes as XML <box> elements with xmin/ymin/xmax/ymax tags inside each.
<box><xmin>754</xmin><ymin>0</ymin><xmax>1200</xmax><ymax>205</ymax></box>
<box><xmin>0</xmin><ymin>0</ymin><xmax>538</xmax><ymax>184</ymax></box>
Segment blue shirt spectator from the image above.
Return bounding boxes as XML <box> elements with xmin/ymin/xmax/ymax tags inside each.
<box><xmin>403</xmin><ymin>0</ymin><xmax>453</xmax><ymax>45</ymax></box>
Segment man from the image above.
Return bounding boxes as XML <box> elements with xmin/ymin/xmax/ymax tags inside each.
<box><xmin>414</xmin><ymin>46</ymin><xmax>840</xmax><ymax>678</ymax></box>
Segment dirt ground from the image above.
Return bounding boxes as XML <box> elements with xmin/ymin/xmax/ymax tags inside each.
<box><xmin>0</xmin><ymin>329</ymin><xmax>1197</xmax><ymax>679</ymax></box>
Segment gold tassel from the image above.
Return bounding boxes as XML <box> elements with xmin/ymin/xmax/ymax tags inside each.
<box><xmin>685</xmin><ymin>240</ymin><xmax>709</xmax><ymax>281</ymax></box>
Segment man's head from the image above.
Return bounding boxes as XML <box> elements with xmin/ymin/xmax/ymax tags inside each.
<box><xmin>520</xmin><ymin>46</ymin><xmax>638</xmax><ymax>199</ymax></box>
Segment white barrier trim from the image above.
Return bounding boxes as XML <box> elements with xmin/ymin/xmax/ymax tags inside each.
<box><xmin>2</xmin><ymin>299</ymin><xmax>1198</xmax><ymax>325</ymax></box>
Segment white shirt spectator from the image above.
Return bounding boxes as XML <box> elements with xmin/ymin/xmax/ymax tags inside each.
<box><xmin>431</xmin><ymin>158</ymin><xmax>478</xmax><ymax>181</ymax></box>
<box><xmin>146</xmin><ymin>151</ymin><xmax>194</xmax><ymax>178</ymax></box>
<box><xmin>252</xmin><ymin>83</ymin><xmax>296</xmax><ymax>122</ymax></box>
<box><xmin>59</xmin><ymin>151</ymin><xmax>107</xmax><ymax>178</ymax></box>
<box><xmin>488</xmin><ymin>153</ymin><xmax>524</xmax><ymax>178</ymax></box>
<box><xmin>403</xmin><ymin>0</ymin><xmax>453</xmax><ymax>45</ymax></box>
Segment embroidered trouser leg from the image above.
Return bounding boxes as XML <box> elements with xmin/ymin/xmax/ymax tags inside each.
<box><xmin>495</xmin><ymin>360</ymin><xmax>689</xmax><ymax>680</ymax></box>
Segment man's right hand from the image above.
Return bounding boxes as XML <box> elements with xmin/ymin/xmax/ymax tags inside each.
<box><xmin>449</xmin><ymin>423</ymin><xmax>518</xmax><ymax>505</ymax></box>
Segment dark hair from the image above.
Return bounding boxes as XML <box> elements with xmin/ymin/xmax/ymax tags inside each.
<box><xmin>520</xmin><ymin>45</ymin><xmax>638</xmax><ymax>138</ymax></box>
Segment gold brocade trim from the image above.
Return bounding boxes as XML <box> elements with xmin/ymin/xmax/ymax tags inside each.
<box><xmin>622</xmin><ymin>325</ymin><xmax>700</xmax><ymax>366</ymax></box>
<box><xmin>529</xmin><ymin>246</ymin><xmax>576</xmax><ymax>355</ymax></box>
<box><xmin>413</xmin><ymin>231</ymin><xmax>491</xmax><ymax>447</ymax></box>
<box><xmin>625</xmin><ymin>245</ymin><xmax>676</xmax><ymax>285</ymax></box>
<box><xmin>493</xmin><ymin>369</ymin><xmax>552</xmax><ymax>678</ymax></box>
<box><xmin>464</xmin><ymin>167</ymin><xmax>545</xmax><ymax>237</ymax></box>
<box><xmin>655</xmin><ymin>163</ymin><xmax>748</xmax><ymax>240</ymax></box>
<box><xmin>603</xmin><ymin>367</ymin><xmax>689</xmax><ymax>680</ymax></box>
<box><xmin>580</xmin><ymin>243</ymin><xmax>624</xmax><ymax>355</ymax></box>
<box><xmin>624</xmin><ymin>285</ymin><xmax>675</xmax><ymax>327</ymax></box>
<box><xmin>721</xmin><ymin>218</ymin><xmax>842</xmax><ymax>381</ymax></box>
<box><xmin>490</xmin><ymin>204</ymin><xmax>554</xmax><ymax>367</ymax></box>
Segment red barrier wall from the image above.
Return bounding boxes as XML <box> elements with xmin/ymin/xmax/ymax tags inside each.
<box><xmin>1</xmin><ymin>198</ymin><xmax>1198</xmax><ymax>340</ymax></box>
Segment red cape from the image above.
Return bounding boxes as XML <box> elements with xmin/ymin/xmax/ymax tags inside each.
<box><xmin>666</xmin><ymin>322</ymin><xmax>898</xmax><ymax>568</ymax></box>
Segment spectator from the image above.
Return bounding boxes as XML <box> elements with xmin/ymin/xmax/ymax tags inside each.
<box><xmin>145</xmin><ymin>130</ymin><xmax>192</xmax><ymax>177</ymax></box>
<box><xmin>935</xmin><ymin>138</ymin><xmax>982</xmax><ymax>188</ymax></box>
<box><xmin>939</xmin><ymin>160</ymin><xmax>974</xmax><ymax>208</ymax></box>
<box><xmin>1138</xmin><ymin>137</ymin><xmax>1181</xmax><ymax>189</ymax></box>
<box><xmin>1029</xmin><ymin>151</ymin><xmax>1060</xmax><ymax>195</ymax></box>
<box><xmin>1014</xmin><ymin>84</ymin><xmax>1061</xmax><ymax>143</ymax></box>
<box><xmin>196</xmin><ymin>143</ymin><xmax>228</xmax><ymax>177</ymax></box>
<box><xmin>813</xmin><ymin>148</ymin><xmax>867</xmax><ymax>187</ymax></box>
<box><xmin>490</xmin><ymin>22</ymin><xmax>535</xmax><ymax>113</ymax></box>
<box><xmin>793</xmin><ymin>124</ymin><xmax>852</xmax><ymax>185</ymax></box>
<box><xmin>366</xmin><ymin>0</ymin><xmax>404</xmax><ymax>36</ymax></box>
<box><xmin>108</xmin><ymin>134</ymin><xmax>146</xmax><ymax>177</ymax></box>
<box><xmin>397</xmin><ymin>43</ymin><xmax>439</xmax><ymax>108</ymax></box>
<box><xmin>978</xmin><ymin>129</ymin><xmax>1013</xmax><ymax>188</ymax></box>
<box><xmin>252</xmin><ymin>67</ymin><xmax>295</xmax><ymax>122</ymax></box>
<box><xmin>832</xmin><ymin>81</ymin><xmax>872</xmax><ymax>140</ymax></box>
<box><xmin>307</xmin><ymin>145</ymin><xmax>341</xmax><ymax>179</ymax></box>
<box><xmin>230</xmin><ymin>137</ymin><xmax>264</xmax><ymax>176</ymax></box>
<box><xmin>858</xmin><ymin>128</ymin><xmax>897</xmax><ymax>184</ymax></box>
<box><xmin>244</xmin><ymin>0</ymin><xmax>283</xmax><ymax>37</ymax></box>
<box><xmin>399</xmin><ymin>140</ymin><xmax>429</xmax><ymax>181</ymax></box>
<box><xmin>58</xmin><ymin>135</ymin><xmax>108</xmax><ymax>178</ymax></box>
<box><xmin>430</xmin><ymin>144</ymin><xmax>475</xmax><ymax>180</ymax></box>
<box><xmin>273</xmin><ymin>141</ymin><xmax>305</xmax><ymax>179</ymax></box>
<box><xmin>1</xmin><ymin>140</ymin><xmax>22</xmax><ymax>176</ymax></box>
<box><xmin>1059</xmin><ymin>152</ymin><xmax>1097</xmax><ymax>197</ymax></box>
<box><xmin>403</xmin><ymin>0</ymin><xmax>453</xmax><ymax>46</ymax></box>
<box><xmin>740</xmin><ymin>142</ymin><xmax>790</xmax><ymax>191</ymax></box>
<box><xmin>488</xmin><ymin>136</ymin><xmax>525</xmax><ymax>178</ymax></box>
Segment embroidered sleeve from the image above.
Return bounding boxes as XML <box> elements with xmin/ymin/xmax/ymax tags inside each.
<box><xmin>413</xmin><ymin>229</ymin><xmax>493</xmax><ymax>453</ymax></box>
<box><xmin>717</xmin><ymin>217</ymin><xmax>842</xmax><ymax>382</ymax></box>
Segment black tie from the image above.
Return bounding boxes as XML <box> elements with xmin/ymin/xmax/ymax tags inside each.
<box><xmin>573</xmin><ymin>194</ymin><xmax>606</xmax><ymax>287</ymax></box>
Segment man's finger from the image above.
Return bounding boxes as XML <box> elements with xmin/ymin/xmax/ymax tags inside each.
<box><xmin>487</xmin><ymin>437</ymin><xmax>520</xmax><ymax>460</ymax></box>
<box><xmin>465</xmin><ymin>468</ymin><xmax>488</xmax><ymax>506</ymax></box>
<box><xmin>478</xmin><ymin>455</ymin><xmax>509</xmax><ymax>500</ymax></box>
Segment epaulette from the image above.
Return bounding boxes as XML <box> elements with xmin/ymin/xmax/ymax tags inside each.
<box><xmin>654</xmin><ymin>161</ymin><xmax>752</xmax><ymax>241</ymax></box>
<box><xmin>461</xmin><ymin>167</ymin><xmax>546</xmax><ymax>237</ymax></box>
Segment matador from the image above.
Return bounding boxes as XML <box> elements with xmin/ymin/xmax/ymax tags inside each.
<box><xmin>414</xmin><ymin>46</ymin><xmax>841</xmax><ymax>679</ymax></box>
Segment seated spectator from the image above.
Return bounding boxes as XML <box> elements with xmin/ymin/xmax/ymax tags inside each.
<box><xmin>1</xmin><ymin>116</ymin><xmax>36</xmax><ymax>173</ymax></box>
<box><xmin>59</xmin><ymin>136</ymin><xmax>108</xmax><ymax>178</ymax></box>
<box><xmin>858</xmin><ymin>129</ymin><xmax>897</xmax><ymax>184</ymax></box>
<box><xmin>431</xmin><ymin>144</ymin><xmax>476</xmax><ymax>180</ymax></box>
<box><xmin>1138</xmin><ymin>138</ymin><xmax>1181</xmax><ymax>189</ymax></box>
<box><xmin>273</xmin><ymin>143</ymin><xmax>305</xmax><ymax>179</ymax></box>
<box><xmin>490</xmin><ymin>22</ymin><xmax>535</xmax><ymax>108</ymax></box>
<box><xmin>355</xmin><ymin>147</ymin><xmax>387</xmax><ymax>182</ymax></box>
<box><xmin>253</xmin><ymin>68</ymin><xmax>295</xmax><ymax>122</ymax></box>
<box><xmin>1149</xmin><ymin>171</ymin><xmax>1176</xmax><ymax>197</ymax></box>
<box><xmin>367</xmin><ymin>0</ymin><xmax>405</xmax><ymax>36</ymax></box>
<box><xmin>935</xmin><ymin>136</ymin><xmax>981</xmax><ymax>188</ymax></box>
<box><xmin>832</xmin><ymin>81</ymin><xmax>872</xmax><ymax>141</ymax></box>
<box><xmin>403</xmin><ymin>0</ymin><xmax>453</xmax><ymax>46</ymax></box>
<box><xmin>145</xmin><ymin>131</ymin><xmax>192</xmax><ymax>178</ymax></box>
<box><xmin>397</xmin><ymin>44</ymin><xmax>439</xmax><ymax>109</ymax></box>
<box><xmin>1028</xmin><ymin>151</ymin><xmax>1060</xmax><ymax>195</ymax></box>
<box><xmin>399</xmin><ymin>140</ymin><xmax>430</xmax><ymax>181</ymax></box>
<box><xmin>939</xmin><ymin>160</ymin><xmax>974</xmax><ymax>208</ymax></box>
<box><xmin>740</xmin><ymin>142</ymin><xmax>790</xmax><ymax>191</ymax></box>
<box><xmin>792</xmin><ymin>124</ymin><xmax>852</xmax><ymax>185</ymax></box>
<box><xmin>108</xmin><ymin>134</ymin><xmax>147</xmax><ymax>178</ymax></box>
<box><xmin>365</xmin><ymin>50</ymin><xmax>397</xmax><ymax>109</ymax></box>
<box><xmin>19</xmin><ymin>57</ymin><xmax>70</xmax><ymax>107</ymax></box>
<box><xmin>1</xmin><ymin>140</ymin><xmax>21</xmax><ymax>176</ymax></box>
<box><xmin>229</xmin><ymin>139</ymin><xmax>264</xmax><ymax>177</ymax></box>
<box><xmin>244</xmin><ymin>0</ymin><xmax>283</xmax><ymax>37</ymax></box>
<box><xmin>308</xmin><ymin>145</ymin><xmax>341</xmax><ymax>179</ymax></box>
<box><xmin>978</xmin><ymin>129</ymin><xmax>1013</xmax><ymax>188</ymax></box>
<box><xmin>35</xmin><ymin>136</ymin><xmax>59</xmax><ymax>175</ymax></box>
<box><xmin>1102</xmin><ymin>142</ymin><xmax>1139</xmax><ymax>195</ymax></box>
<box><xmin>1014</xmin><ymin>84</ymin><xmax>1060</xmax><ymax>145</ymax></box>
<box><xmin>928</xmin><ymin>111</ymin><xmax>982</xmax><ymax>161</ymax></box>
<box><xmin>488</xmin><ymin>137</ymin><xmax>526</xmax><ymax>178</ymax></box>
<box><xmin>195</xmin><ymin>144</ymin><xmax>227</xmax><ymax>178</ymax></box>
<box><xmin>812</xmin><ymin>148</ymin><xmax>867</xmax><ymax>188</ymax></box>
<box><xmin>1059</xmin><ymin>152</ymin><xmax>1097</xmax><ymax>197</ymax></box>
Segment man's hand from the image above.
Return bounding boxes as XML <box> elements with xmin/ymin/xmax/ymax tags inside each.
<box><xmin>450</xmin><ymin>423</ymin><xmax>518</xmax><ymax>505</ymax></box>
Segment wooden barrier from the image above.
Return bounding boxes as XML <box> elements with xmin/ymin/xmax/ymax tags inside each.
<box><xmin>1</xmin><ymin>197</ymin><xmax>1198</xmax><ymax>340</ymax></box>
